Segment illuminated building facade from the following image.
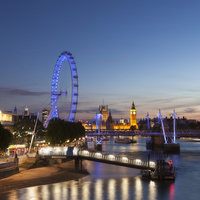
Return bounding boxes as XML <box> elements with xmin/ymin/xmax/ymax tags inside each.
<box><xmin>83</xmin><ymin>102</ymin><xmax>138</xmax><ymax>130</ymax></box>
<box><xmin>99</xmin><ymin>105</ymin><xmax>108</xmax><ymax>122</ymax></box>
<box><xmin>0</xmin><ymin>108</ymin><xmax>18</xmax><ymax>132</ymax></box>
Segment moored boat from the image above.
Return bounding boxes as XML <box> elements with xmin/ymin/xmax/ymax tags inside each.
<box><xmin>115</xmin><ymin>138</ymin><xmax>133</xmax><ymax>144</ymax></box>
<box><xmin>151</xmin><ymin>157</ymin><xmax>176</xmax><ymax>180</ymax></box>
<box><xmin>102</xmin><ymin>137</ymin><xmax>109</xmax><ymax>141</ymax></box>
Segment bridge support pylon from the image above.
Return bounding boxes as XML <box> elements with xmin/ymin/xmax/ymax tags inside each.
<box><xmin>75</xmin><ymin>158</ymin><xmax>82</xmax><ymax>171</ymax></box>
<box><xmin>146</xmin><ymin>135</ymin><xmax>180</xmax><ymax>153</ymax></box>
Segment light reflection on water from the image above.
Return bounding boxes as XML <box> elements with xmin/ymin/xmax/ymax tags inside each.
<box><xmin>148</xmin><ymin>181</ymin><xmax>156</xmax><ymax>200</ymax></box>
<box><xmin>121</xmin><ymin>178</ymin><xmax>129</xmax><ymax>200</ymax></box>
<box><xmin>108</xmin><ymin>179</ymin><xmax>116</xmax><ymax>200</ymax></box>
<box><xmin>95</xmin><ymin>179</ymin><xmax>103</xmax><ymax>200</ymax></box>
<box><xmin>135</xmin><ymin>177</ymin><xmax>142</xmax><ymax>200</ymax></box>
<box><xmin>3</xmin><ymin>137</ymin><xmax>200</xmax><ymax>200</ymax></box>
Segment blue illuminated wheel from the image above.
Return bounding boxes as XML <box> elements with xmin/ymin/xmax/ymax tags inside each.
<box><xmin>51</xmin><ymin>51</ymin><xmax>78</xmax><ymax>122</ymax></box>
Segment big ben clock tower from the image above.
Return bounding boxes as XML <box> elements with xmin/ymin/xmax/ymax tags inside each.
<box><xmin>130</xmin><ymin>102</ymin><xmax>138</xmax><ymax>129</ymax></box>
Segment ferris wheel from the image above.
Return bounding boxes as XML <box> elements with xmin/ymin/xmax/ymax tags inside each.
<box><xmin>44</xmin><ymin>51</ymin><xmax>78</xmax><ymax>128</ymax></box>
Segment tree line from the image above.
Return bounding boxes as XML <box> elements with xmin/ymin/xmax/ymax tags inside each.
<box><xmin>0</xmin><ymin>119</ymin><xmax>85</xmax><ymax>153</ymax></box>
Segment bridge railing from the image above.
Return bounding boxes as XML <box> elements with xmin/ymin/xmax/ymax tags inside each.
<box><xmin>38</xmin><ymin>147</ymin><xmax>156</xmax><ymax>169</ymax></box>
<box><xmin>39</xmin><ymin>146</ymin><xmax>80</xmax><ymax>156</ymax></box>
<box><xmin>79</xmin><ymin>150</ymin><xmax>156</xmax><ymax>168</ymax></box>
<box><xmin>39</xmin><ymin>146</ymin><xmax>69</xmax><ymax>156</ymax></box>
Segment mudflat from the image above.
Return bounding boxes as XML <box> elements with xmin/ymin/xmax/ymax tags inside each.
<box><xmin>0</xmin><ymin>160</ymin><xmax>89</xmax><ymax>194</ymax></box>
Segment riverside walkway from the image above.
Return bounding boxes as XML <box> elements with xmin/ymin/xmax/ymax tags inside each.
<box><xmin>39</xmin><ymin>146</ymin><xmax>156</xmax><ymax>171</ymax></box>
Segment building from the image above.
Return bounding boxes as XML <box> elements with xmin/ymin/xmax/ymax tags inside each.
<box><xmin>18</xmin><ymin>106</ymin><xmax>37</xmax><ymax>123</ymax></box>
<box><xmin>42</xmin><ymin>108</ymin><xmax>50</xmax><ymax>124</ymax></box>
<box><xmin>83</xmin><ymin>102</ymin><xmax>138</xmax><ymax>130</ymax></box>
<box><xmin>99</xmin><ymin>105</ymin><xmax>108</xmax><ymax>122</ymax></box>
<box><xmin>130</xmin><ymin>102</ymin><xmax>138</xmax><ymax>128</ymax></box>
<box><xmin>0</xmin><ymin>108</ymin><xmax>18</xmax><ymax>132</ymax></box>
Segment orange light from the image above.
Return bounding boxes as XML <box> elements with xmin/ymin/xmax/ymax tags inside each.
<box><xmin>168</xmin><ymin>159</ymin><xmax>173</xmax><ymax>165</ymax></box>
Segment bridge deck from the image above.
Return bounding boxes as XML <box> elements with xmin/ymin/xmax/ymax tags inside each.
<box><xmin>85</xmin><ymin>131</ymin><xmax>200</xmax><ymax>136</ymax></box>
<box><xmin>39</xmin><ymin>147</ymin><xmax>155</xmax><ymax>171</ymax></box>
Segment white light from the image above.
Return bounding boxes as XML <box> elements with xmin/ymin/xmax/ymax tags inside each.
<box><xmin>136</xmin><ymin>159</ymin><xmax>141</xmax><ymax>164</ymax></box>
<box><xmin>56</xmin><ymin>148</ymin><xmax>61</xmax><ymax>152</ymax></box>
<box><xmin>149</xmin><ymin>161</ymin><xmax>155</xmax><ymax>166</ymax></box>
<box><xmin>95</xmin><ymin>152</ymin><xmax>102</xmax><ymax>158</ymax></box>
<box><xmin>122</xmin><ymin>157</ymin><xmax>128</xmax><ymax>163</ymax></box>
<box><xmin>82</xmin><ymin>150</ymin><xmax>89</xmax><ymax>156</ymax></box>
<box><xmin>108</xmin><ymin>155</ymin><xmax>115</xmax><ymax>160</ymax></box>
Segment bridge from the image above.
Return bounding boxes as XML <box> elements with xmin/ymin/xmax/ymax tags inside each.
<box><xmin>85</xmin><ymin>130</ymin><xmax>200</xmax><ymax>137</ymax></box>
<box><xmin>39</xmin><ymin>146</ymin><xmax>156</xmax><ymax>171</ymax></box>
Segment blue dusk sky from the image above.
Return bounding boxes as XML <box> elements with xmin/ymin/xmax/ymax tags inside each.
<box><xmin>1</xmin><ymin>0</ymin><xmax>200</xmax><ymax>121</ymax></box>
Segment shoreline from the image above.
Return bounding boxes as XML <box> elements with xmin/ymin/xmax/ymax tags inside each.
<box><xmin>0</xmin><ymin>160</ymin><xmax>89</xmax><ymax>194</ymax></box>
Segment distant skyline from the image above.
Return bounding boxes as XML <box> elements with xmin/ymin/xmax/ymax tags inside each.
<box><xmin>1</xmin><ymin>0</ymin><xmax>200</xmax><ymax>121</ymax></box>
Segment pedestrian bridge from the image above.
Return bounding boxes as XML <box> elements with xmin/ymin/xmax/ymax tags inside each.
<box><xmin>39</xmin><ymin>146</ymin><xmax>155</xmax><ymax>171</ymax></box>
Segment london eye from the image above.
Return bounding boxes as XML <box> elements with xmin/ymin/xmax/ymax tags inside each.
<box><xmin>44</xmin><ymin>51</ymin><xmax>78</xmax><ymax>128</ymax></box>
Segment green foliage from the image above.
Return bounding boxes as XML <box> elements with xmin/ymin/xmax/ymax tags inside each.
<box><xmin>12</xmin><ymin>119</ymin><xmax>44</xmax><ymax>145</ymax></box>
<box><xmin>45</xmin><ymin>119</ymin><xmax>85</xmax><ymax>145</ymax></box>
<box><xmin>0</xmin><ymin>123</ymin><xmax>13</xmax><ymax>151</ymax></box>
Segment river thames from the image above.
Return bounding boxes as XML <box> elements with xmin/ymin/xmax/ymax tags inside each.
<box><xmin>1</xmin><ymin>136</ymin><xmax>200</xmax><ymax>200</ymax></box>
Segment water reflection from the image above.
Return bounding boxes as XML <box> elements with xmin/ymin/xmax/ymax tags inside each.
<box><xmin>95</xmin><ymin>179</ymin><xmax>103</xmax><ymax>200</ymax></box>
<box><xmin>169</xmin><ymin>184</ymin><xmax>175</xmax><ymax>200</ymax></box>
<box><xmin>82</xmin><ymin>181</ymin><xmax>90</xmax><ymax>200</ymax></box>
<box><xmin>53</xmin><ymin>183</ymin><xmax>62</xmax><ymax>200</ymax></box>
<box><xmin>135</xmin><ymin>177</ymin><xmax>143</xmax><ymax>200</ymax></box>
<box><xmin>62</xmin><ymin>183</ymin><xmax>68</xmax><ymax>200</ymax></box>
<box><xmin>26</xmin><ymin>186</ymin><xmax>39</xmax><ymax>200</ymax></box>
<box><xmin>121</xmin><ymin>178</ymin><xmax>129</xmax><ymax>200</ymax></box>
<box><xmin>70</xmin><ymin>181</ymin><xmax>78</xmax><ymax>200</ymax></box>
<box><xmin>108</xmin><ymin>179</ymin><xmax>116</xmax><ymax>200</ymax></box>
<box><xmin>42</xmin><ymin>185</ymin><xmax>49</xmax><ymax>200</ymax></box>
<box><xmin>148</xmin><ymin>181</ymin><xmax>156</xmax><ymax>200</ymax></box>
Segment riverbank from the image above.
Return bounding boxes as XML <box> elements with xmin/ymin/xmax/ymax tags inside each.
<box><xmin>0</xmin><ymin>160</ymin><xmax>89</xmax><ymax>194</ymax></box>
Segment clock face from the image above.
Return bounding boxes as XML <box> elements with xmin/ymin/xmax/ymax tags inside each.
<box><xmin>133</xmin><ymin>111</ymin><xmax>136</xmax><ymax>114</ymax></box>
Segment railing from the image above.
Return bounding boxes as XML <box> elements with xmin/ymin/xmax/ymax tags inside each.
<box><xmin>39</xmin><ymin>146</ymin><xmax>69</xmax><ymax>156</ymax></box>
<box><xmin>0</xmin><ymin>155</ymin><xmax>27</xmax><ymax>169</ymax></box>
<box><xmin>79</xmin><ymin>150</ymin><xmax>156</xmax><ymax>168</ymax></box>
<box><xmin>39</xmin><ymin>147</ymin><xmax>156</xmax><ymax>169</ymax></box>
<box><xmin>86</xmin><ymin>131</ymin><xmax>200</xmax><ymax>136</ymax></box>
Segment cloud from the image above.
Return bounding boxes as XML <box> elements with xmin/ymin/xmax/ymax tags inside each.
<box><xmin>184</xmin><ymin>108</ymin><xmax>197</xmax><ymax>113</ymax></box>
<box><xmin>0</xmin><ymin>87</ymin><xmax>48</xmax><ymax>96</ymax></box>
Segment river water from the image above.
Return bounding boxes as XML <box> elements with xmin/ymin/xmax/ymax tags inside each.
<box><xmin>2</xmin><ymin>136</ymin><xmax>200</xmax><ymax>200</ymax></box>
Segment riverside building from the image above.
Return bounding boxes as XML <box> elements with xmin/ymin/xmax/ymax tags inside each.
<box><xmin>83</xmin><ymin>102</ymin><xmax>138</xmax><ymax>130</ymax></box>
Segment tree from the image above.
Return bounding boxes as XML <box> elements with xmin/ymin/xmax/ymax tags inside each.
<box><xmin>45</xmin><ymin>119</ymin><xmax>85</xmax><ymax>145</ymax></box>
<box><xmin>12</xmin><ymin>119</ymin><xmax>44</xmax><ymax>145</ymax></box>
<box><xmin>0</xmin><ymin>123</ymin><xmax>13</xmax><ymax>152</ymax></box>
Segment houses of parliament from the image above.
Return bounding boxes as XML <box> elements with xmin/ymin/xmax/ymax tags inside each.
<box><xmin>83</xmin><ymin>102</ymin><xmax>138</xmax><ymax>130</ymax></box>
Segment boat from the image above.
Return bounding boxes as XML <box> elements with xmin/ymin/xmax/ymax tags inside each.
<box><xmin>102</xmin><ymin>137</ymin><xmax>109</xmax><ymax>141</ymax></box>
<box><xmin>130</xmin><ymin>139</ymin><xmax>137</xmax><ymax>143</ymax></box>
<box><xmin>114</xmin><ymin>138</ymin><xmax>133</xmax><ymax>144</ymax></box>
<box><xmin>151</xmin><ymin>157</ymin><xmax>176</xmax><ymax>180</ymax></box>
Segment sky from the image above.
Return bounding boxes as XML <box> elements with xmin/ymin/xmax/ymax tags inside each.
<box><xmin>1</xmin><ymin>0</ymin><xmax>200</xmax><ymax>122</ymax></box>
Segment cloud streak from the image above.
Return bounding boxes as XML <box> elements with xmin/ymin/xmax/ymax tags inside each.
<box><xmin>0</xmin><ymin>87</ymin><xmax>48</xmax><ymax>96</ymax></box>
